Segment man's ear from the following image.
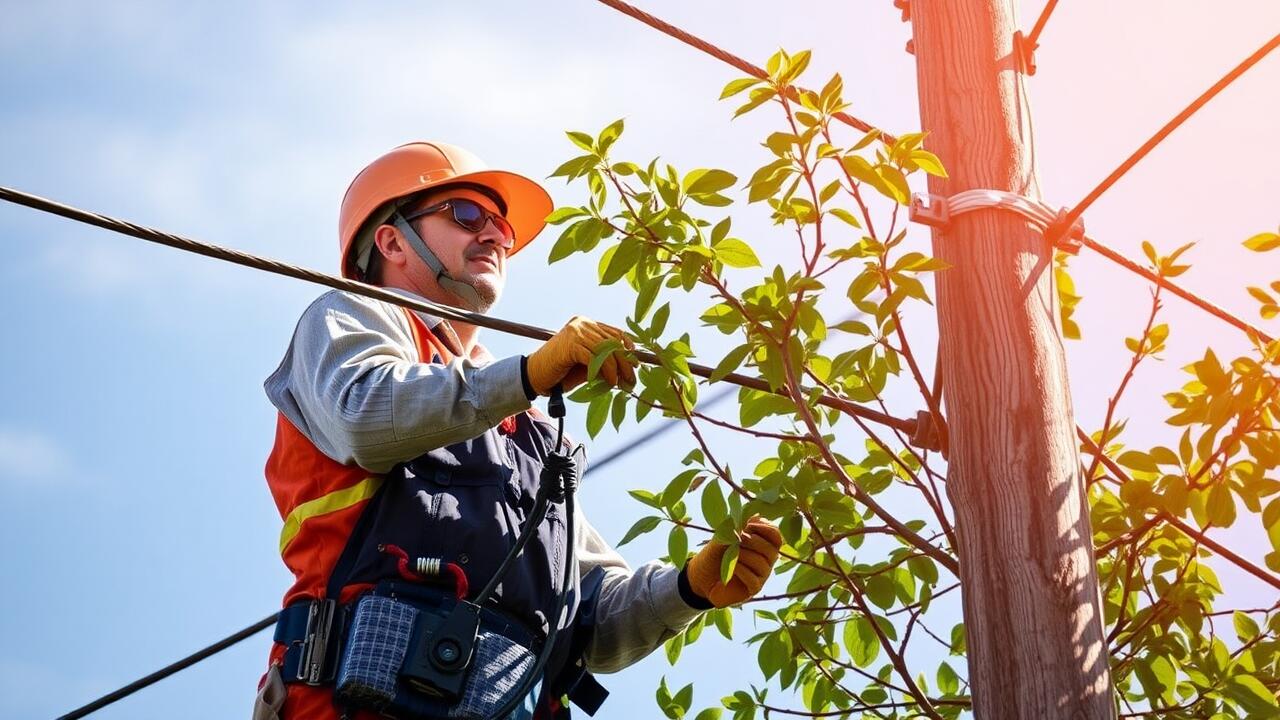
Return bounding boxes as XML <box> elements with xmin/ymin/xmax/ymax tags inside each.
<box><xmin>373</xmin><ymin>223</ymin><xmax>408</xmax><ymax>268</ymax></box>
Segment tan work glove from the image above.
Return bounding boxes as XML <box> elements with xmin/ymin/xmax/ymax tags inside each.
<box><xmin>526</xmin><ymin>316</ymin><xmax>636</xmax><ymax>395</ymax></box>
<box><xmin>685</xmin><ymin>517</ymin><xmax>783</xmax><ymax>608</ymax></box>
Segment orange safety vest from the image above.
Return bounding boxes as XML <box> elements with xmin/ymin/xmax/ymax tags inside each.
<box><xmin>261</xmin><ymin>308</ymin><xmax>513</xmax><ymax>719</ymax></box>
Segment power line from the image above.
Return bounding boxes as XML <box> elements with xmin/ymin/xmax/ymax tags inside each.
<box><xmin>1078</xmin><ymin>235</ymin><xmax>1272</xmax><ymax>344</ymax></box>
<box><xmin>56</xmin><ymin>614</ymin><xmax>279</xmax><ymax>720</ymax></box>
<box><xmin>1025</xmin><ymin>0</ymin><xmax>1060</xmax><ymax>51</ymax></box>
<box><xmin>0</xmin><ymin>185</ymin><xmax>925</xmax><ymax>442</ymax></box>
<box><xmin>1057</xmin><ymin>32</ymin><xmax>1280</xmax><ymax>237</ymax></box>
<box><xmin>593</xmin><ymin>0</ymin><xmax>896</xmax><ymax>145</ymax></box>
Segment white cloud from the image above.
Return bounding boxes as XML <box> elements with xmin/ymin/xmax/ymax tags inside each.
<box><xmin>0</xmin><ymin>426</ymin><xmax>74</xmax><ymax>487</ymax></box>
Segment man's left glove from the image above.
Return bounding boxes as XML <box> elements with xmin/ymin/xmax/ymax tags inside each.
<box><xmin>684</xmin><ymin>518</ymin><xmax>783</xmax><ymax>608</ymax></box>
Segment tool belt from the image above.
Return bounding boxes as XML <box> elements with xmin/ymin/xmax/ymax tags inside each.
<box><xmin>276</xmin><ymin>580</ymin><xmax>542</xmax><ymax>719</ymax></box>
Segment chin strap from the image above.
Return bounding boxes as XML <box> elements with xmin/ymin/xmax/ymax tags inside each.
<box><xmin>391</xmin><ymin>213</ymin><xmax>486</xmax><ymax>309</ymax></box>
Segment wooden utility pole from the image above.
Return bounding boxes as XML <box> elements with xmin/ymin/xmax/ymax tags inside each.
<box><xmin>909</xmin><ymin>1</ymin><xmax>1117</xmax><ymax>717</ymax></box>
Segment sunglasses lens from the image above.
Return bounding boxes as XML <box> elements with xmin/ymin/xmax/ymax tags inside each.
<box><xmin>450</xmin><ymin>199</ymin><xmax>516</xmax><ymax>246</ymax></box>
<box><xmin>449</xmin><ymin>199</ymin><xmax>488</xmax><ymax>232</ymax></box>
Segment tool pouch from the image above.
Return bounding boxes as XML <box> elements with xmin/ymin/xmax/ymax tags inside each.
<box><xmin>334</xmin><ymin>581</ymin><xmax>537</xmax><ymax>719</ymax></box>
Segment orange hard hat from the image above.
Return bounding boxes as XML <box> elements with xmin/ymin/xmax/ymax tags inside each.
<box><xmin>338</xmin><ymin>141</ymin><xmax>554</xmax><ymax>279</ymax></box>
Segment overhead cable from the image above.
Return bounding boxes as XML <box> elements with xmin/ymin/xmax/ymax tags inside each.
<box><xmin>593</xmin><ymin>0</ymin><xmax>896</xmax><ymax>145</ymax></box>
<box><xmin>0</xmin><ymin>186</ymin><xmax>927</xmax><ymax>442</ymax></box>
<box><xmin>1057</xmin><ymin>32</ymin><xmax>1280</xmax><ymax>238</ymax></box>
<box><xmin>1026</xmin><ymin>0</ymin><xmax>1060</xmax><ymax>50</ymax></box>
<box><xmin>56</xmin><ymin>614</ymin><xmax>279</xmax><ymax>720</ymax></box>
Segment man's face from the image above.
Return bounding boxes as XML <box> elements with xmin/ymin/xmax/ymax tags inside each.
<box><xmin>403</xmin><ymin>187</ymin><xmax>509</xmax><ymax>312</ymax></box>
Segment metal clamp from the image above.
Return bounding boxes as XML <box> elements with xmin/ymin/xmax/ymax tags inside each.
<box><xmin>1013</xmin><ymin>31</ymin><xmax>1038</xmax><ymax>76</ymax></box>
<box><xmin>297</xmin><ymin>599</ymin><xmax>339</xmax><ymax>685</ymax></box>
<box><xmin>1046</xmin><ymin>208</ymin><xmax>1085</xmax><ymax>255</ymax></box>
<box><xmin>909</xmin><ymin>193</ymin><xmax>949</xmax><ymax>228</ymax></box>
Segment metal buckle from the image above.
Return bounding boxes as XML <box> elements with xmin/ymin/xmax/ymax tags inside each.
<box><xmin>297</xmin><ymin>599</ymin><xmax>338</xmax><ymax>685</ymax></box>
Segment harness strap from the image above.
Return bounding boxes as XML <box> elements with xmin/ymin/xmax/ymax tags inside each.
<box><xmin>275</xmin><ymin>600</ymin><xmax>348</xmax><ymax>686</ymax></box>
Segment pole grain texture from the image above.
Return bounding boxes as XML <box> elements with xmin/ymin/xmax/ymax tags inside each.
<box><xmin>910</xmin><ymin>1</ymin><xmax>1118</xmax><ymax>717</ymax></box>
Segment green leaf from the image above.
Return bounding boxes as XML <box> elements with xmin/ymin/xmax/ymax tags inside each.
<box><xmin>1243</xmin><ymin>231</ymin><xmax>1280</xmax><ymax>252</ymax></box>
<box><xmin>842</xmin><ymin>616</ymin><xmax>880</xmax><ymax>667</ymax></box>
<box><xmin>684</xmin><ymin>168</ymin><xmax>738</xmax><ymax>195</ymax></box>
<box><xmin>634</xmin><ymin>276</ymin><xmax>661</xmax><ymax>322</ymax></box>
<box><xmin>545</xmin><ymin>206</ymin><xmax>587</xmax><ymax>225</ymax></box>
<box><xmin>779</xmin><ymin>49</ymin><xmax>811</xmax><ymax>84</ymax></box>
<box><xmin>877</xmin><ymin>165</ymin><xmax>911</xmax><ymax>204</ymax></box>
<box><xmin>702</xmin><ymin>482</ymin><xmax>728</xmax><ymax>527</ymax></box>
<box><xmin>586</xmin><ymin>392</ymin><xmax>611</xmax><ymax>438</ymax></box>
<box><xmin>597</xmin><ymin>118</ymin><xmax>625</xmax><ymax>155</ymax></box>
<box><xmin>936</xmin><ymin>662</ymin><xmax>960</xmax><ymax>695</ymax></box>
<box><xmin>710</xmin><ymin>344</ymin><xmax>752</xmax><ymax>383</ymax></box>
<box><xmin>694</xmin><ymin>709</ymin><xmax>723</xmax><ymax>720</ymax></box>
<box><xmin>666</xmin><ymin>633</ymin><xmax>685</xmax><ymax>666</ymax></box>
<box><xmin>668</xmin><ymin>526</ymin><xmax>689</xmax><ymax>565</ymax></box>
<box><xmin>548</xmin><ymin>222</ymin><xmax>582</xmax><ymax>264</ymax></box>
<box><xmin>618</xmin><ymin>516</ymin><xmax>661</xmax><ymax>546</ymax></box>
<box><xmin>719</xmin><ymin>543</ymin><xmax>739</xmax><ymax>584</ymax></box>
<box><xmin>651</xmin><ymin>303</ymin><xmax>671</xmax><ymax>337</ymax></box>
<box><xmin>565</xmin><ymin>131</ymin><xmax>595</xmax><ymax>153</ymax></box>
<box><xmin>586</xmin><ymin>338</ymin><xmax>624</xmax><ymax>382</ymax></box>
<box><xmin>733</xmin><ymin>87</ymin><xmax>776</xmax><ymax>119</ymax></box>
<box><xmin>1234</xmin><ymin>610</ymin><xmax>1261</xmax><ymax>641</ymax></box>
<box><xmin>550</xmin><ymin>153</ymin><xmax>599</xmax><ymax>180</ymax></box>
<box><xmin>720</xmin><ymin>77</ymin><xmax>758</xmax><ymax>99</ymax></box>
<box><xmin>662</xmin><ymin>469</ymin><xmax>701</xmax><ymax>507</ymax></box>
<box><xmin>712</xmin><ymin>607</ymin><xmax>733</xmax><ymax>639</ymax></box>
<box><xmin>1206</xmin><ymin>483</ymin><xmax>1236</xmax><ymax>527</ymax></box>
<box><xmin>714</xmin><ymin>239</ymin><xmax>761</xmax><ymax>268</ymax></box>
<box><xmin>1225</xmin><ymin>674</ymin><xmax>1279</xmax><ymax>715</ymax></box>
<box><xmin>864</xmin><ymin>574</ymin><xmax>896</xmax><ymax>610</ymax></box>
<box><xmin>828</xmin><ymin>207</ymin><xmax>862</xmax><ymax>228</ymax></box>
<box><xmin>600</xmin><ymin>240</ymin><xmax>643</xmax><ymax>285</ymax></box>
<box><xmin>908</xmin><ymin>149</ymin><xmax>948</xmax><ymax>177</ymax></box>
<box><xmin>610</xmin><ymin>391</ymin><xmax>628</xmax><ymax>430</ymax></box>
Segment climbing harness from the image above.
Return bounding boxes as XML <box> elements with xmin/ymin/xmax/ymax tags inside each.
<box><xmin>272</xmin><ymin>386</ymin><xmax>594</xmax><ymax>719</ymax></box>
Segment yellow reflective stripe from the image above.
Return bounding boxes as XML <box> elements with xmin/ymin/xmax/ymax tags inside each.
<box><xmin>279</xmin><ymin>477</ymin><xmax>383</xmax><ymax>554</ymax></box>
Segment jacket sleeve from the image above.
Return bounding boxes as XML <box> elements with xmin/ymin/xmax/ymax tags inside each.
<box><xmin>574</xmin><ymin>508</ymin><xmax>704</xmax><ymax>674</ymax></box>
<box><xmin>263</xmin><ymin>290</ymin><xmax>532</xmax><ymax>472</ymax></box>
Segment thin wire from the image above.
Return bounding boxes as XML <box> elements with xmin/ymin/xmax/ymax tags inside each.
<box><xmin>0</xmin><ymin>185</ymin><xmax>921</xmax><ymax>438</ymax></box>
<box><xmin>1</xmin><ymin>187</ymin><xmax>912</xmax><ymax>432</ymax></box>
<box><xmin>1078</xmin><ymin>235</ymin><xmax>1273</xmax><ymax>344</ymax></box>
<box><xmin>1057</xmin><ymin>32</ymin><xmax>1280</xmax><ymax>235</ymax></box>
<box><xmin>56</xmin><ymin>614</ymin><xmax>279</xmax><ymax>720</ymax></box>
<box><xmin>1025</xmin><ymin>0</ymin><xmax>1060</xmax><ymax>50</ymax></box>
<box><xmin>593</xmin><ymin>0</ymin><xmax>896</xmax><ymax>145</ymax></box>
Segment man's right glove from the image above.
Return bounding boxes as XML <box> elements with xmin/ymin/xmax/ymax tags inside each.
<box><xmin>526</xmin><ymin>316</ymin><xmax>636</xmax><ymax>395</ymax></box>
<box><xmin>684</xmin><ymin>518</ymin><xmax>783</xmax><ymax>608</ymax></box>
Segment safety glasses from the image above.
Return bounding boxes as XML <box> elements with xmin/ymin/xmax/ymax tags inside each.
<box><xmin>400</xmin><ymin>197</ymin><xmax>516</xmax><ymax>248</ymax></box>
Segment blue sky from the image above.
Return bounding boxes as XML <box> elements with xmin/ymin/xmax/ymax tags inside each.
<box><xmin>1</xmin><ymin>1</ymin><xmax>1278</xmax><ymax>718</ymax></box>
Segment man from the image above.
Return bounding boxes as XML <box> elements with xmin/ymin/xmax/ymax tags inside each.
<box><xmin>253</xmin><ymin>142</ymin><xmax>783</xmax><ymax>719</ymax></box>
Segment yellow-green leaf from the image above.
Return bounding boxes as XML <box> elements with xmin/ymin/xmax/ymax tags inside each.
<box><xmin>715</xmin><ymin>239</ymin><xmax>761</xmax><ymax>268</ymax></box>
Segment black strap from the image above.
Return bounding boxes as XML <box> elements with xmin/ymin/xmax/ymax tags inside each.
<box><xmin>543</xmin><ymin>567</ymin><xmax>610</xmax><ymax>716</ymax></box>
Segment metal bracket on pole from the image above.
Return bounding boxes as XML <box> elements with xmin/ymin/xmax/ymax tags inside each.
<box><xmin>909</xmin><ymin>193</ymin><xmax>949</xmax><ymax>228</ymax></box>
<box><xmin>1045</xmin><ymin>208</ymin><xmax>1085</xmax><ymax>255</ymax></box>
<box><xmin>1013</xmin><ymin>30</ymin><xmax>1038</xmax><ymax>75</ymax></box>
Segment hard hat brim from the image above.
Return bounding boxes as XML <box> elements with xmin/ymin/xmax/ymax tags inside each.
<box><xmin>437</xmin><ymin>168</ymin><xmax>554</xmax><ymax>258</ymax></box>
